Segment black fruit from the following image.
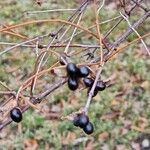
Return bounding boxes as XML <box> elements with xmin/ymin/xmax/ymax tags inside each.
<box><xmin>83</xmin><ymin>78</ymin><xmax>94</xmax><ymax>87</ymax></box>
<box><xmin>59</xmin><ymin>59</ymin><xmax>65</xmax><ymax>65</ymax></box>
<box><xmin>77</xmin><ymin>114</ymin><xmax>89</xmax><ymax>128</ymax></box>
<box><xmin>96</xmin><ymin>81</ymin><xmax>106</xmax><ymax>91</ymax></box>
<box><xmin>10</xmin><ymin>107</ymin><xmax>22</xmax><ymax>123</ymax></box>
<box><xmin>83</xmin><ymin>122</ymin><xmax>94</xmax><ymax>135</ymax></box>
<box><xmin>87</xmin><ymin>88</ymin><xmax>98</xmax><ymax>97</ymax></box>
<box><xmin>59</xmin><ymin>56</ymin><xmax>67</xmax><ymax>65</ymax></box>
<box><xmin>66</xmin><ymin>63</ymin><xmax>78</xmax><ymax>78</ymax></box>
<box><xmin>78</xmin><ymin>66</ymin><xmax>89</xmax><ymax>77</ymax></box>
<box><xmin>68</xmin><ymin>77</ymin><xmax>78</xmax><ymax>91</ymax></box>
<box><xmin>73</xmin><ymin>115</ymin><xmax>80</xmax><ymax>127</ymax></box>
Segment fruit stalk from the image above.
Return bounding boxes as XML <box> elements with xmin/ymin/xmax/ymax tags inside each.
<box><xmin>84</xmin><ymin>63</ymin><xmax>104</xmax><ymax>112</ymax></box>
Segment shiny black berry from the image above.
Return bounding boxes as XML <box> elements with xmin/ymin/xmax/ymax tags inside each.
<box><xmin>83</xmin><ymin>78</ymin><xmax>94</xmax><ymax>87</ymax></box>
<box><xmin>96</xmin><ymin>81</ymin><xmax>106</xmax><ymax>91</ymax></box>
<box><xmin>87</xmin><ymin>88</ymin><xmax>98</xmax><ymax>97</ymax></box>
<box><xmin>77</xmin><ymin>114</ymin><xmax>89</xmax><ymax>128</ymax></box>
<box><xmin>83</xmin><ymin>122</ymin><xmax>94</xmax><ymax>135</ymax></box>
<box><xmin>59</xmin><ymin>59</ymin><xmax>65</xmax><ymax>65</ymax></box>
<box><xmin>78</xmin><ymin>66</ymin><xmax>89</xmax><ymax>77</ymax></box>
<box><xmin>66</xmin><ymin>63</ymin><xmax>78</xmax><ymax>78</ymax></box>
<box><xmin>59</xmin><ymin>56</ymin><xmax>67</xmax><ymax>65</ymax></box>
<box><xmin>68</xmin><ymin>77</ymin><xmax>78</xmax><ymax>91</ymax></box>
<box><xmin>10</xmin><ymin>107</ymin><xmax>22</xmax><ymax>123</ymax></box>
<box><xmin>73</xmin><ymin>115</ymin><xmax>80</xmax><ymax>127</ymax></box>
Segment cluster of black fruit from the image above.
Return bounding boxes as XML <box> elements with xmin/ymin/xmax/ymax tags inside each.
<box><xmin>9</xmin><ymin>63</ymin><xmax>106</xmax><ymax>131</ymax></box>
<box><xmin>66</xmin><ymin>63</ymin><xmax>106</xmax><ymax>97</ymax></box>
<box><xmin>10</xmin><ymin>107</ymin><xmax>22</xmax><ymax>123</ymax></box>
<box><xmin>83</xmin><ymin>77</ymin><xmax>106</xmax><ymax>97</ymax></box>
<box><xmin>66</xmin><ymin>63</ymin><xmax>90</xmax><ymax>91</ymax></box>
<box><xmin>66</xmin><ymin>63</ymin><xmax>107</xmax><ymax>134</ymax></box>
<box><xmin>73</xmin><ymin>113</ymin><xmax>94</xmax><ymax>134</ymax></box>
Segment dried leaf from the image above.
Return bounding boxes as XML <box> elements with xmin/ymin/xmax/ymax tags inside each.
<box><xmin>61</xmin><ymin>132</ymin><xmax>76</xmax><ymax>145</ymax></box>
<box><xmin>115</xmin><ymin>144</ymin><xmax>127</xmax><ymax>150</ymax></box>
<box><xmin>131</xmin><ymin>142</ymin><xmax>141</xmax><ymax>150</ymax></box>
<box><xmin>111</xmin><ymin>99</ymin><xmax>121</xmax><ymax>106</ymax></box>
<box><xmin>84</xmin><ymin>140</ymin><xmax>95</xmax><ymax>150</ymax></box>
<box><xmin>24</xmin><ymin>138</ymin><xmax>38</xmax><ymax>150</ymax></box>
<box><xmin>99</xmin><ymin>132</ymin><xmax>109</xmax><ymax>142</ymax></box>
<box><xmin>131</xmin><ymin>126</ymin><xmax>144</xmax><ymax>132</ymax></box>
<box><xmin>100</xmin><ymin>111</ymin><xmax>120</xmax><ymax>120</ymax></box>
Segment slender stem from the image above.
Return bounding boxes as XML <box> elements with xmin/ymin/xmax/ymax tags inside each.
<box><xmin>26</xmin><ymin>9</ymin><xmax>77</xmax><ymax>15</ymax></box>
<box><xmin>64</xmin><ymin>12</ymin><xmax>83</xmax><ymax>54</ymax></box>
<box><xmin>85</xmin><ymin>63</ymin><xmax>104</xmax><ymax>112</ymax></box>
<box><xmin>120</xmin><ymin>12</ymin><xmax>150</xmax><ymax>56</ymax></box>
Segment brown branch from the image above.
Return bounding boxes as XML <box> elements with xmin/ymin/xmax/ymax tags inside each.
<box><xmin>0</xmin><ymin>78</ymin><xmax>67</xmax><ymax>131</ymax></box>
<box><xmin>31</xmin><ymin>78</ymin><xmax>67</xmax><ymax>104</ymax></box>
<box><xmin>109</xmin><ymin>10</ymin><xmax>150</xmax><ymax>50</ymax></box>
<box><xmin>93</xmin><ymin>10</ymin><xmax>150</xmax><ymax>63</ymax></box>
<box><xmin>104</xmin><ymin>0</ymin><xmax>143</xmax><ymax>39</ymax></box>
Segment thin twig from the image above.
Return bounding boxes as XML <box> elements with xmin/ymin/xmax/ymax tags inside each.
<box><xmin>25</xmin><ymin>9</ymin><xmax>77</xmax><ymax>15</ymax></box>
<box><xmin>109</xmin><ymin>10</ymin><xmax>150</xmax><ymax>50</ymax></box>
<box><xmin>131</xmin><ymin>0</ymin><xmax>149</xmax><ymax>12</ymax></box>
<box><xmin>84</xmin><ymin>64</ymin><xmax>104</xmax><ymax>113</ymax></box>
<box><xmin>103</xmin><ymin>0</ymin><xmax>143</xmax><ymax>39</ymax></box>
<box><xmin>93</xmin><ymin>0</ymin><xmax>104</xmax><ymax>63</ymax></box>
<box><xmin>64</xmin><ymin>12</ymin><xmax>83</xmax><ymax>54</ymax></box>
<box><xmin>0</xmin><ymin>81</ymin><xmax>12</xmax><ymax>91</ymax></box>
<box><xmin>120</xmin><ymin>12</ymin><xmax>150</xmax><ymax>56</ymax></box>
<box><xmin>83</xmin><ymin>0</ymin><xmax>105</xmax><ymax>113</ymax></box>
